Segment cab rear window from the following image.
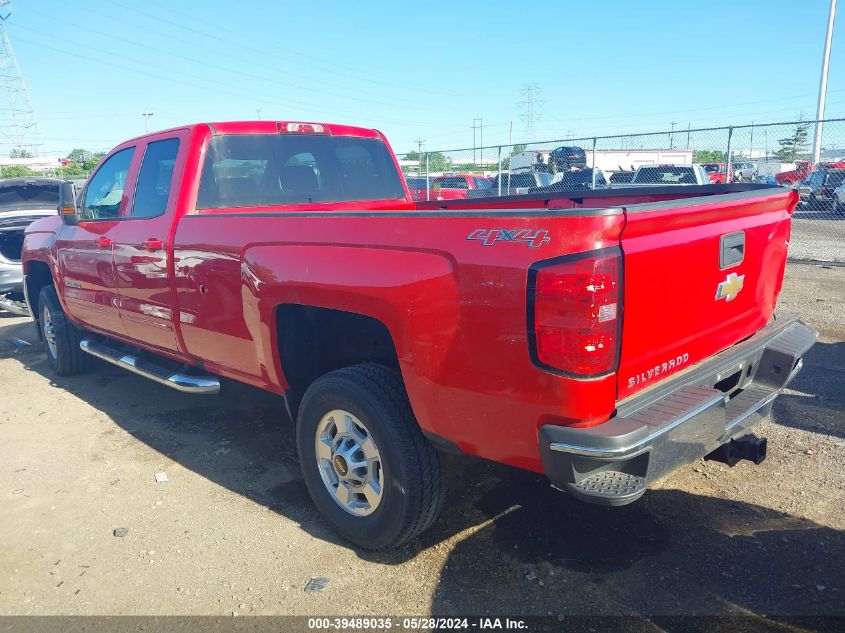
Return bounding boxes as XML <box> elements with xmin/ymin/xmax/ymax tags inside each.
<box><xmin>196</xmin><ymin>134</ymin><xmax>406</xmax><ymax>209</ymax></box>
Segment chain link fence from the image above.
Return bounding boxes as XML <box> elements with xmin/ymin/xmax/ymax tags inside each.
<box><xmin>398</xmin><ymin>119</ymin><xmax>845</xmax><ymax>264</ymax></box>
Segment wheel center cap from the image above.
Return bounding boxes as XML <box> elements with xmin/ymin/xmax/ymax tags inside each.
<box><xmin>333</xmin><ymin>454</ymin><xmax>349</xmax><ymax>477</ymax></box>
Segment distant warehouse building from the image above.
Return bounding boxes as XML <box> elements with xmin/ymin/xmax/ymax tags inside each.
<box><xmin>587</xmin><ymin>149</ymin><xmax>693</xmax><ymax>173</ymax></box>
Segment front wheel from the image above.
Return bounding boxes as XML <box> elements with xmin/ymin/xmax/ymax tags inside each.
<box><xmin>296</xmin><ymin>364</ymin><xmax>444</xmax><ymax>550</ymax></box>
<box><xmin>38</xmin><ymin>285</ymin><xmax>89</xmax><ymax>376</ymax></box>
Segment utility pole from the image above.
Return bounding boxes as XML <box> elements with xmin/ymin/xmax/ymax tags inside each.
<box><xmin>686</xmin><ymin>123</ymin><xmax>691</xmax><ymax>149</ymax></box>
<box><xmin>669</xmin><ymin>121</ymin><xmax>677</xmax><ymax>149</ymax></box>
<box><xmin>0</xmin><ymin>1</ymin><xmax>43</xmax><ymax>159</ymax></box>
<box><xmin>472</xmin><ymin>118</ymin><xmax>482</xmax><ymax>165</ymax></box>
<box><xmin>749</xmin><ymin>122</ymin><xmax>754</xmax><ymax>159</ymax></box>
<box><xmin>142</xmin><ymin>107</ymin><xmax>154</xmax><ymax>133</ymax></box>
<box><xmin>414</xmin><ymin>138</ymin><xmax>425</xmax><ymax>175</ymax></box>
<box><xmin>256</xmin><ymin>108</ymin><xmax>262</xmax><ymax>120</ymax></box>
<box><xmin>813</xmin><ymin>0</ymin><xmax>837</xmax><ymax>163</ymax></box>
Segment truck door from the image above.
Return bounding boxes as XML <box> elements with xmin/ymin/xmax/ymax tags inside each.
<box><xmin>56</xmin><ymin>146</ymin><xmax>138</xmax><ymax>336</ymax></box>
<box><xmin>110</xmin><ymin>133</ymin><xmax>185</xmax><ymax>352</ymax></box>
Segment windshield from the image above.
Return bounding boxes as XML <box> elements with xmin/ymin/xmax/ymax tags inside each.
<box><xmin>826</xmin><ymin>171</ymin><xmax>845</xmax><ymax>187</ymax></box>
<box><xmin>433</xmin><ymin>177</ymin><xmax>469</xmax><ymax>189</ymax></box>
<box><xmin>405</xmin><ymin>177</ymin><xmax>427</xmax><ymax>189</ymax></box>
<box><xmin>634</xmin><ymin>166</ymin><xmax>698</xmax><ymax>184</ymax></box>
<box><xmin>0</xmin><ymin>179</ymin><xmax>61</xmax><ymax>211</ymax></box>
<box><xmin>493</xmin><ymin>173</ymin><xmax>538</xmax><ymax>188</ymax></box>
<box><xmin>197</xmin><ymin>134</ymin><xmax>406</xmax><ymax>209</ymax></box>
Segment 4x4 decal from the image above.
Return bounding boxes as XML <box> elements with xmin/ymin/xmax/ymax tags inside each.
<box><xmin>467</xmin><ymin>228</ymin><xmax>550</xmax><ymax>248</ymax></box>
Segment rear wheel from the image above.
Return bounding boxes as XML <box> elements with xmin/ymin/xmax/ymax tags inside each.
<box><xmin>38</xmin><ymin>285</ymin><xmax>89</xmax><ymax>376</ymax></box>
<box><xmin>296</xmin><ymin>364</ymin><xmax>444</xmax><ymax>550</ymax></box>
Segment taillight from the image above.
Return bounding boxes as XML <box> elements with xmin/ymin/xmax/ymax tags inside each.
<box><xmin>529</xmin><ymin>248</ymin><xmax>621</xmax><ymax>377</ymax></box>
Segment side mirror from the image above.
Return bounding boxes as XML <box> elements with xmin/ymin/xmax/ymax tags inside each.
<box><xmin>57</xmin><ymin>181</ymin><xmax>79</xmax><ymax>225</ymax></box>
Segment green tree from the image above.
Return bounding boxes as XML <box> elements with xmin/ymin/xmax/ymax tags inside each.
<box><xmin>774</xmin><ymin>123</ymin><xmax>810</xmax><ymax>162</ymax></box>
<box><xmin>67</xmin><ymin>148</ymin><xmax>93</xmax><ymax>164</ymax></box>
<box><xmin>9</xmin><ymin>147</ymin><xmax>33</xmax><ymax>159</ymax></box>
<box><xmin>693</xmin><ymin>150</ymin><xmax>726</xmax><ymax>163</ymax></box>
<box><xmin>404</xmin><ymin>150</ymin><xmax>450</xmax><ymax>173</ymax></box>
<box><xmin>1</xmin><ymin>165</ymin><xmax>38</xmax><ymax>177</ymax></box>
<box><xmin>81</xmin><ymin>152</ymin><xmax>106</xmax><ymax>172</ymax></box>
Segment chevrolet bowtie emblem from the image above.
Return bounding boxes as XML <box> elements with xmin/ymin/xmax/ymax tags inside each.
<box><xmin>716</xmin><ymin>272</ymin><xmax>745</xmax><ymax>302</ymax></box>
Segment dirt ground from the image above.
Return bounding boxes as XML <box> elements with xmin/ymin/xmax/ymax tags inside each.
<box><xmin>0</xmin><ymin>263</ymin><xmax>843</xmax><ymax>619</ymax></box>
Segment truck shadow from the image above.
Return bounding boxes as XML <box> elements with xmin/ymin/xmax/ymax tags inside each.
<box><xmin>2</xmin><ymin>318</ymin><xmax>844</xmax><ymax>619</ymax></box>
<box><xmin>772</xmin><ymin>341</ymin><xmax>845</xmax><ymax>440</ymax></box>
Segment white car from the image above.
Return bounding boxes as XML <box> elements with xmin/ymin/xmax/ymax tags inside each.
<box><xmin>0</xmin><ymin>178</ymin><xmax>61</xmax><ymax>314</ymax></box>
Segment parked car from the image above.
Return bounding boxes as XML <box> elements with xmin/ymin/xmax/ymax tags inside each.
<box><xmin>0</xmin><ymin>177</ymin><xmax>63</xmax><ymax>315</ymax></box>
<box><xmin>22</xmin><ymin>119</ymin><xmax>814</xmax><ymax>550</ymax></box>
<box><xmin>403</xmin><ymin>175</ymin><xmax>431</xmax><ymax>202</ymax></box>
<box><xmin>529</xmin><ymin>168</ymin><xmax>608</xmax><ymax>193</ymax></box>
<box><xmin>732</xmin><ymin>161</ymin><xmax>756</xmax><ymax>181</ymax></box>
<box><xmin>609</xmin><ymin>170</ymin><xmax>635</xmax><ymax>184</ymax></box>
<box><xmin>774</xmin><ymin>160</ymin><xmax>845</xmax><ymax>187</ymax></box>
<box><xmin>612</xmin><ymin>164</ymin><xmax>711</xmax><ymax>186</ymax></box>
<box><xmin>831</xmin><ymin>182</ymin><xmax>845</xmax><ymax>215</ymax></box>
<box><xmin>548</xmin><ymin>145</ymin><xmax>587</xmax><ymax>172</ymax></box>
<box><xmin>430</xmin><ymin>174</ymin><xmax>492</xmax><ymax>200</ymax></box>
<box><xmin>468</xmin><ymin>171</ymin><xmax>553</xmax><ymax>197</ymax></box>
<box><xmin>702</xmin><ymin>163</ymin><xmax>734</xmax><ymax>184</ymax></box>
<box><xmin>796</xmin><ymin>168</ymin><xmax>845</xmax><ymax>210</ymax></box>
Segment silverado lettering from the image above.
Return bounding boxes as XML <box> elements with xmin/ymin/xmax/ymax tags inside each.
<box><xmin>21</xmin><ymin>120</ymin><xmax>816</xmax><ymax>550</ymax></box>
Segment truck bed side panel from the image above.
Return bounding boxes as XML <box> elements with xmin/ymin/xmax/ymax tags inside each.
<box><xmin>173</xmin><ymin>211</ymin><xmax>624</xmax><ymax>471</ymax></box>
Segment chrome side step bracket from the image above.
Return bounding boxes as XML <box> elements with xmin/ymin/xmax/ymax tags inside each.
<box><xmin>79</xmin><ymin>339</ymin><xmax>220</xmax><ymax>395</ymax></box>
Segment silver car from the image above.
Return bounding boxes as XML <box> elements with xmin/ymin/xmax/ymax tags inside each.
<box><xmin>832</xmin><ymin>182</ymin><xmax>845</xmax><ymax>215</ymax></box>
<box><xmin>0</xmin><ymin>178</ymin><xmax>61</xmax><ymax>314</ymax></box>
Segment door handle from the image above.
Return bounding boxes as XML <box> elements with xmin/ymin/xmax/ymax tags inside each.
<box><xmin>142</xmin><ymin>238</ymin><xmax>164</xmax><ymax>252</ymax></box>
<box><xmin>96</xmin><ymin>236</ymin><xmax>113</xmax><ymax>250</ymax></box>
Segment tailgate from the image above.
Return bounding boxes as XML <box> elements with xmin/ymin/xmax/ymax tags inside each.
<box><xmin>617</xmin><ymin>188</ymin><xmax>797</xmax><ymax>400</ymax></box>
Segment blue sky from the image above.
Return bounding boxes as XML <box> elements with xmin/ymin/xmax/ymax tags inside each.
<box><xmin>6</xmin><ymin>0</ymin><xmax>845</xmax><ymax>157</ymax></box>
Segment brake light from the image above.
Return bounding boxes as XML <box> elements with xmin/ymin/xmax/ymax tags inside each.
<box><xmin>279</xmin><ymin>122</ymin><xmax>327</xmax><ymax>134</ymax></box>
<box><xmin>530</xmin><ymin>249</ymin><xmax>621</xmax><ymax>376</ymax></box>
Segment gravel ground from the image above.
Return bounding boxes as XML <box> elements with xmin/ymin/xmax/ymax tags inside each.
<box><xmin>0</xmin><ymin>263</ymin><xmax>843</xmax><ymax>620</ymax></box>
<box><xmin>789</xmin><ymin>212</ymin><xmax>845</xmax><ymax>262</ymax></box>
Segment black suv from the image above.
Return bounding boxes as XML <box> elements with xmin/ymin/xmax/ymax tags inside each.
<box><xmin>549</xmin><ymin>146</ymin><xmax>587</xmax><ymax>172</ymax></box>
<box><xmin>797</xmin><ymin>168</ymin><xmax>845</xmax><ymax>210</ymax></box>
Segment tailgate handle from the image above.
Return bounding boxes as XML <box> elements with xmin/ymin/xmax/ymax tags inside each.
<box><xmin>720</xmin><ymin>232</ymin><xmax>745</xmax><ymax>268</ymax></box>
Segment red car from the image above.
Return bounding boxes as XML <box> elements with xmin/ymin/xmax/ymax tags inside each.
<box><xmin>23</xmin><ymin>120</ymin><xmax>815</xmax><ymax>549</ymax></box>
<box><xmin>702</xmin><ymin>163</ymin><xmax>733</xmax><ymax>184</ymax></box>
<box><xmin>775</xmin><ymin>160</ymin><xmax>845</xmax><ymax>186</ymax></box>
<box><xmin>403</xmin><ymin>175</ymin><xmax>433</xmax><ymax>202</ymax></box>
<box><xmin>430</xmin><ymin>174</ymin><xmax>492</xmax><ymax>200</ymax></box>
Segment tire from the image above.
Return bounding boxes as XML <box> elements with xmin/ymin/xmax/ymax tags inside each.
<box><xmin>38</xmin><ymin>285</ymin><xmax>89</xmax><ymax>376</ymax></box>
<box><xmin>296</xmin><ymin>364</ymin><xmax>444</xmax><ymax>550</ymax></box>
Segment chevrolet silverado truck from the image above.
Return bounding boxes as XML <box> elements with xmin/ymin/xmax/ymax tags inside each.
<box><xmin>21</xmin><ymin>120</ymin><xmax>816</xmax><ymax>550</ymax></box>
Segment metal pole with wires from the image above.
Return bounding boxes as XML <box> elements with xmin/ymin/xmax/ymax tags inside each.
<box><xmin>813</xmin><ymin>0</ymin><xmax>837</xmax><ymax>164</ymax></box>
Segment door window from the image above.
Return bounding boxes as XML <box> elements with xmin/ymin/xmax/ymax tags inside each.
<box><xmin>130</xmin><ymin>138</ymin><xmax>180</xmax><ymax>219</ymax></box>
<box><xmin>82</xmin><ymin>148</ymin><xmax>135</xmax><ymax>220</ymax></box>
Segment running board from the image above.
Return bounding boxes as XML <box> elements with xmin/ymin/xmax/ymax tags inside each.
<box><xmin>79</xmin><ymin>339</ymin><xmax>220</xmax><ymax>394</ymax></box>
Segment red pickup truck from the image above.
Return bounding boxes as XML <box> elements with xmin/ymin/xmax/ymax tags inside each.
<box><xmin>22</xmin><ymin>120</ymin><xmax>816</xmax><ymax>550</ymax></box>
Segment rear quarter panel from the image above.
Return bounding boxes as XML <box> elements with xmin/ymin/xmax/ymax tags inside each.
<box><xmin>173</xmin><ymin>210</ymin><xmax>624</xmax><ymax>471</ymax></box>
